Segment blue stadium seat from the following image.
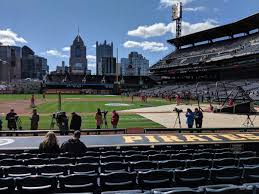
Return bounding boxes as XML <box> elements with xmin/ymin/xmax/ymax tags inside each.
<box><xmin>49</xmin><ymin>157</ymin><xmax>75</xmax><ymax>165</ymax></box>
<box><xmin>37</xmin><ymin>165</ymin><xmax>68</xmax><ymax>176</ymax></box>
<box><xmin>158</xmin><ymin>160</ymin><xmax>186</xmax><ymax>170</ymax></box>
<box><xmin>239</xmin><ymin>157</ymin><xmax>259</xmax><ymax>167</ymax></box>
<box><xmin>214</xmin><ymin>152</ymin><xmax>235</xmax><ymax>159</ymax></box>
<box><xmin>59</xmin><ymin>174</ymin><xmax>98</xmax><ymax>193</ymax></box>
<box><xmin>149</xmin><ymin>154</ymin><xmax>171</xmax><ymax>161</ymax></box>
<box><xmin>212</xmin><ymin>158</ymin><xmax>238</xmax><ymax>168</ymax></box>
<box><xmin>172</xmin><ymin>153</ymin><xmax>192</xmax><ymax>160</ymax></box>
<box><xmin>138</xmin><ymin>170</ymin><xmax>173</xmax><ymax>190</ymax></box>
<box><xmin>100</xmin><ymin>155</ymin><xmax>124</xmax><ymax>163</ymax></box>
<box><xmin>100</xmin><ymin>172</ymin><xmax>137</xmax><ymax>192</ymax></box>
<box><xmin>174</xmin><ymin>168</ymin><xmax>210</xmax><ymax>187</ymax></box>
<box><xmin>192</xmin><ymin>152</ymin><xmax>214</xmax><ymax>160</ymax></box>
<box><xmin>0</xmin><ymin>159</ymin><xmax>23</xmax><ymax>166</ymax></box>
<box><xmin>243</xmin><ymin>166</ymin><xmax>259</xmax><ymax>183</ymax></box>
<box><xmin>130</xmin><ymin>161</ymin><xmax>157</xmax><ymax>172</ymax></box>
<box><xmin>125</xmin><ymin>154</ymin><xmax>148</xmax><ymax>162</ymax></box>
<box><xmin>23</xmin><ymin>158</ymin><xmax>49</xmax><ymax>166</ymax></box>
<box><xmin>4</xmin><ymin>165</ymin><xmax>36</xmax><ymax>177</ymax></box>
<box><xmin>0</xmin><ymin>177</ymin><xmax>14</xmax><ymax>194</ymax></box>
<box><xmin>187</xmin><ymin>159</ymin><xmax>212</xmax><ymax>169</ymax></box>
<box><xmin>76</xmin><ymin>156</ymin><xmax>100</xmax><ymax>164</ymax></box>
<box><xmin>210</xmin><ymin>167</ymin><xmax>243</xmax><ymax>185</ymax></box>
<box><xmin>15</xmin><ymin>153</ymin><xmax>38</xmax><ymax>159</ymax></box>
<box><xmin>16</xmin><ymin>175</ymin><xmax>57</xmax><ymax>194</ymax></box>
<box><xmin>69</xmin><ymin>163</ymin><xmax>99</xmax><ymax>174</ymax></box>
<box><xmin>100</xmin><ymin>162</ymin><xmax>128</xmax><ymax>173</ymax></box>
<box><xmin>205</xmin><ymin>185</ymin><xmax>252</xmax><ymax>194</ymax></box>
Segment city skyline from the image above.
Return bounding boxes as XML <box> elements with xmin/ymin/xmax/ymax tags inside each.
<box><xmin>0</xmin><ymin>0</ymin><xmax>259</xmax><ymax>74</ymax></box>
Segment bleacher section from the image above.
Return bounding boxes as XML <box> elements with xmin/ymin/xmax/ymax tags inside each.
<box><xmin>1</xmin><ymin>144</ymin><xmax>259</xmax><ymax>193</ymax></box>
<box><xmin>151</xmin><ymin>13</ymin><xmax>259</xmax><ymax>81</ymax></box>
<box><xmin>136</xmin><ymin>79</ymin><xmax>259</xmax><ymax>101</ymax></box>
<box><xmin>45</xmin><ymin>74</ymin><xmax>157</xmax><ymax>94</ymax></box>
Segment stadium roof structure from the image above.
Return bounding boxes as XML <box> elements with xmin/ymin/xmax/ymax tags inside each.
<box><xmin>168</xmin><ymin>13</ymin><xmax>259</xmax><ymax>48</ymax></box>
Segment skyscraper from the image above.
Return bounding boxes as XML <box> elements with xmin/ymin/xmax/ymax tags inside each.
<box><xmin>21</xmin><ymin>46</ymin><xmax>48</xmax><ymax>79</ymax></box>
<box><xmin>96</xmin><ymin>41</ymin><xmax>113</xmax><ymax>75</ymax></box>
<box><xmin>69</xmin><ymin>34</ymin><xmax>89</xmax><ymax>74</ymax></box>
<box><xmin>0</xmin><ymin>45</ymin><xmax>22</xmax><ymax>81</ymax></box>
<box><xmin>121</xmin><ymin>52</ymin><xmax>149</xmax><ymax>76</ymax></box>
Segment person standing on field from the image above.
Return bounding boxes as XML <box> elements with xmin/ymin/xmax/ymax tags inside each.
<box><xmin>111</xmin><ymin>110</ymin><xmax>119</xmax><ymax>129</ymax></box>
<box><xmin>95</xmin><ymin>108</ymin><xmax>103</xmax><ymax>129</ymax></box>
<box><xmin>31</xmin><ymin>109</ymin><xmax>40</xmax><ymax>131</ymax></box>
<box><xmin>70</xmin><ymin>112</ymin><xmax>82</xmax><ymax>131</ymax></box>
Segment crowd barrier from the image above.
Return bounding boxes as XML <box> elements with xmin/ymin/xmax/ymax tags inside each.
<box><xmin>144</xmin><ymin>127</ymin><xmax>259</xmax><ymax>134</ymax></box>
<box><xmin>0</xmin><ymin>128</ymin><xmax>127</xmax><ymax>136</ymax></box>
<box><xmin>0</xmin><ymin>128</ymin><xmax>259</xmax><ymax>136</ymax></box>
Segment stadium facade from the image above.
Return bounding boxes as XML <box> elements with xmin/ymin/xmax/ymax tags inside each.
<box><xmin>150</xmin><ymin>13</ymin><xmax>259</xmax><ymax>82</ymax></box>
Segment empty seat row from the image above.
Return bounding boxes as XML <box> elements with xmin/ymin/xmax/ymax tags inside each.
<box><xmin>2</xmin><ymin>171</ymin><xmax>259</xmax><ymax>194</ymax></box>
<box><xmin>0</xmin><ymin>152</ymin><xmax>256</xmax><ymax>167</ymax></box>
<box><xmin>0</xmin><ymin>147</ymin><xmax>247</xmax><ymax>160</ymax></box>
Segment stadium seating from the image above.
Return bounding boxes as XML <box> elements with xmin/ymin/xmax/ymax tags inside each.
<box><xmin>0</xmin><ymin>144</ymin><xmax>256</xmax><ymax>193</ymax></box>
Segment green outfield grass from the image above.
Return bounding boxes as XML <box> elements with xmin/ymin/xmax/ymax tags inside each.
<box><xmin>0</xmin><ymin>94</ymin><xmax>168</xmax><ymax>129</ymax></box>
<box><xmin>0</xmin><ymin>114</ymin><xmax>163</xmax><ymax>130</ymax></box>
<box><xmin>0</xmin><ymin>94</ymin><xmax>120</xmax><ymax>101</ymax></box>
<box><xmin>36</xmin><ymin>100</ymin><xmax>170</xmax><ymax>113</ymax></box>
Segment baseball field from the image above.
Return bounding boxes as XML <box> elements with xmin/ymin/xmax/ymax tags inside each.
<box><xmin>0</xmin><ymin>94</ymin><xmax>171</xmax><ymax>130</ymax></box>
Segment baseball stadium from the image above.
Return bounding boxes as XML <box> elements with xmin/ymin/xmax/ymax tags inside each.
<box><xmin>0</xmin><ymin>1</ymin><xmax>259</xmax><ymax>194</ymax></box>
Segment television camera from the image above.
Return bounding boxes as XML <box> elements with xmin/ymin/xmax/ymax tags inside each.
<box><xmin>50</xmin><ymin>111</ymin><xmax>69</xmax><ymax>135</ymax></box>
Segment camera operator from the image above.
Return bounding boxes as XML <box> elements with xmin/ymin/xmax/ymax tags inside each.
<box><xmin>102</xmin><ymin>110</ymin><xmax>108</xmax><ymax>128</ymax></box>
<box><xmin>6</xmin><ymin>109</ymin><xmax>18</xmax><ymax>131</ymax></box>
<box><xmin>56</xmin><ymin>112</ymin><xmax>69</xmax><ymax>135</ymax></box>
<box><xmin>194</xmin><ymin>108</ymin><xmax>203</xmax><ymax>128</ymax></box>
<box><xmin>70</xmin><ymin>112</ymin><xmax>82</xmax><ymax>131</ymax></box>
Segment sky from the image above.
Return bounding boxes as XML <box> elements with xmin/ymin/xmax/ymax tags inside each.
<box><xmin>0</xmin><ymin>0</ymin><xmax>259</xmax><ymax>74</ymax></box>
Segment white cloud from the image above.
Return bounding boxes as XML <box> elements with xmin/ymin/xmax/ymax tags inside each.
<box><xmin>128</xmin><ymin>23</ymin><xmax>169</xmax><ymax>39</ymax></box>
<box><xmin>92</xmin><ymin>44</ymin><xmax>96</xmax><ymax>48</ymax></box>
<box><xmin>184</xmin><ymin>6</ymin><xmax>206</xmax><ymax>12</ymax></box>
<box><xmin>62</xmin><ymin>47</ymin><xmax>70</xmax><ymax>52</ymax></box>
<box><xmin>128</xmin><ymin>19</ymin><xmax>218</xmax><ymax>38</ymax></box>
<box><xmin>87</xmin><ymin>55</ymin><xmax>96</xmax><ymax>63</ymax></box>
<box><xmin>160</xmin><ymin>0</ymin><xmax>193</xmax><ymax>7</ymax></box>
<box><xmin>88</xmin><ymin>63</ymin><xmax>96</xmax><ymax>68</ymax></box>
<box><xmin>123</xmin><ymin>41</ymin><xmax>168</xmax><ymax>52</ymax></box>
<box><xmin>0</xmin><ymin>28</ymin><xmax>27</xmax><ymax>46</ymax></box>
<box><xmin>44</xmin><ymin>49</ymin><xmax>68</xmax><ymax>58</ymax></box>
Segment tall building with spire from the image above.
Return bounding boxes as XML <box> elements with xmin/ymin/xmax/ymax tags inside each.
<box><xmin>96</xmin><ymin>40</ymin><xmax>113</xmax><ymax>75</ymax></box>
<box><xmin>69</xmin><ymin>32</ymin><xmax>90</xmax><ymax>74</ymax></box>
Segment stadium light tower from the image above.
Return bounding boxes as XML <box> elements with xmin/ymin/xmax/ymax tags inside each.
<box><xmin>172</xmin><ymin>2</ymin><xmax>183</xmax><ymax>38</ymax></box>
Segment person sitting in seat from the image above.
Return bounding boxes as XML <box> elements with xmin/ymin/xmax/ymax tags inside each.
<box><xmin>39</xmin><ymin>131</ymin><xmax>60</xmax><ymax>153</ymax></box>
<box><xmin>61</xmin><ymin>130</ymin><xmax>87</xmax><ymax>154</ymax></box>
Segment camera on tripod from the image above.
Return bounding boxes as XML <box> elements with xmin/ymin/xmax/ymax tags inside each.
<box><xmin>173</xmin><ymin>108</ymin><xmax>183</xmax><ymax>113</ymax></box>
<box><xmin>50</xmin><ymin>111</ymin><xmax>69</xmax><ymax>135</ymax></box>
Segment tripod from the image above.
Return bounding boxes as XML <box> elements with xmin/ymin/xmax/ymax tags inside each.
<box><xmin>173</xmin><ymin>112</ymin><xmax>182</xmax><ymax>128</ymax></box>
<box><xmin>50</xmin><ymin>116</ymin><xmax>56</xmax><ymax>130</ymax></box>
<box><xmin>242</xmin><ymin>114</ymin><xmax>256</xmax><ymax>128</ymax></box>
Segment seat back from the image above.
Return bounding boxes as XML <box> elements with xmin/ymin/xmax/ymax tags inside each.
<box><xmin>0</xmin><ymin>178</ymin><xmax>15</xmax><ymax>194</ymax></box>
<box><xmin>210</xmin><ymin>167</ymin><xmax>243</xmax><ymax>185</ymax></box>
<box><xmin>100</xmin><ymin>172</ymin><xmax>137</xmax><ymax>192</ymax></box>
<box><xmin>59</xmin><ymin>174</ymin><xmax>98</xmax><ymax>193</ymax></box>
<box><xmin>16</xmin><ymin>175</ymin><xmax>57</xmax><ymax>194</ymax></box>
<box><xmin>175</xmin><ymin>168</ymin><xmax>209</xmax><ymax>187</ymax></box>
<box><xmin>138</xmin><ymin>170</ymin><xmax>172</xmax><ymax>190</ymax></box>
